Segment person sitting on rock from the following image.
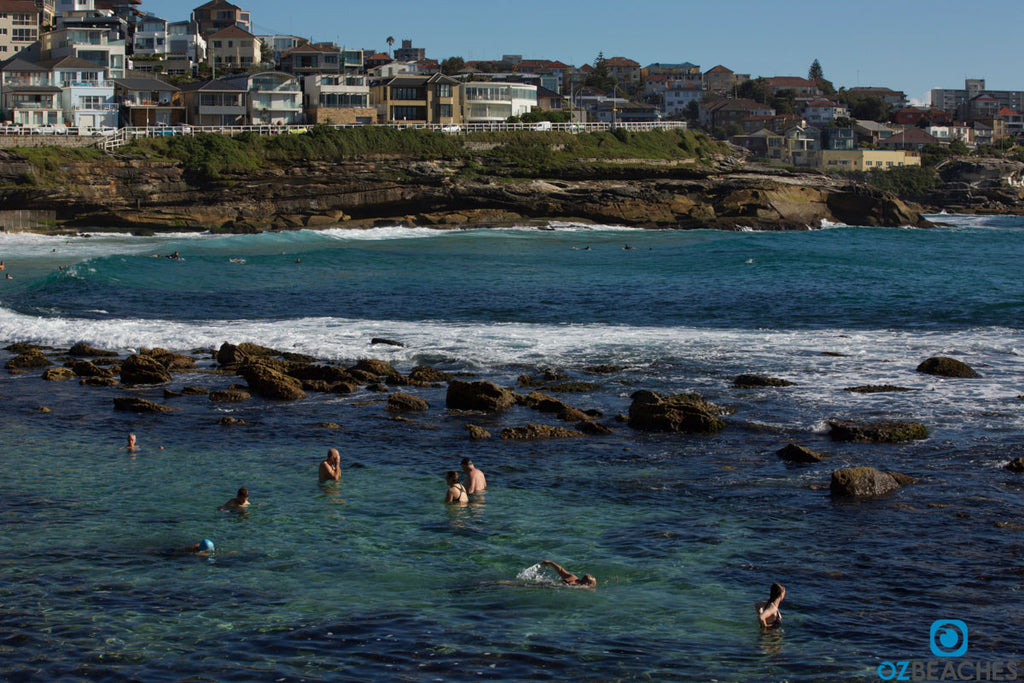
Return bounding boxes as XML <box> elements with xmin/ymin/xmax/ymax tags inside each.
<box><xmin>319</xmin><ymin>448</ymin><xmax>341</xmax><ymax>482</ymax></box>
<box><xmin>541</xmin><ymin>560</ymin><xmax>597</xmax><ymax>588</ymax></box>
<box><xmin>756</xmin><ymin>583</ymin><xmax>786</xmax><ymax>628</ymax></box>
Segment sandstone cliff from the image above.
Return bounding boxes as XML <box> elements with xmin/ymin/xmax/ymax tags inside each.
<box><xmin>0</xmin><ymin>149</ymin><xmax>929</xmax><ymax>232</ymax></box>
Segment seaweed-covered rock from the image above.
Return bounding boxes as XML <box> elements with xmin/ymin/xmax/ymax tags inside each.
<box><xmin>209</xmin><ymin>389</ymin><xmax>251</xmax><ymax>402</ymax></box>
<box><xmin>733</xmin><ymin>374</ymin><xmax>795</xmax><ymax>388</ymax></box>
<box><xmin>585</xmin><ymin>364</ymin><xmax>623</xmax><ymax>374</ymax></box>
<box><xmin>216</xmin><ymin>341</ymin><xmax>279</xmax><ymax>366</ymax></box>
<box><xmin>464</xmin><ymin>424</ymin><xmax>492</xmax><ymax>440</ymax></box>
<box><xmin>235</xmin><ymin>360</ymin><xmax>306</xmax><ymax>401</ymax></box>
<box><xmin>776</xmin><ymin>443</ymin><xmax>826</xmax><ymax>463</ymax></box>
<box><xmin>830</xmin><ymin>467</ymin><xmax>901</xmax><ymax>497</ymax></box>
<box><xmin>500</xmin><ymin>424</ymin><xmax>585</xmax><ymax>440</ymax></box>
<box><xmin>42</xmin><ymin>367</ymin><xmax>76</xmax><ymax>381</ymax></box>
<box><xmin>120</xmin><ymin>354</ymin><xmax>171</xmax><ymax>386</ymax></box>
<box><xmin>409</xmin><ymin>365</ymin><xmax>451</xmax><ymax>383</ymax></box>
<box><xmin>181</xmin><ymin>385</ymin><xmax>209</xmax><ymax>396</ymax></box>
<box><xmin>68</xmin><ymin>342</ymin><xmax>118</xmax><ymax>357</ymax></box>
<box><xmin>5</xmin><ymin>350</ymin><xmax>52</xmax><ymax>370</ymax></box>
<box><xmin>81</xmin><ymin>376</ymin><xmax>119</xmax><ymax>387</ymax></box>
<box><xmin>916</xmin><ymin>357</ymin><xmax>980</xmax><ymax>378</ymax></box>
<box><xmin>142</xmin><ymin>348</ymin><xmax>196</xmax><ymax>372</ymax></box>
<box><xmin>113</xmin><ymin>397</ymin><xmax>175</xmax><ymax>413</ymax></box>
<box><xmin>217</xmin><ymin>416</ymin><xmax>249</xmax><ymax>426</ymax></box>
<box><xmin>287</xmin><ymin>363</ymin><xmax>354</xmax><ymax>384</ymax></box>
<box><xmin>331</xmin><ymin>381</ymin><xmax>360</xmax><ymax>395</ymax></box>
<box><xmin>576</xmin><ymin>420</ymin><xmax>614</xmax><ymax>435</ymax></box>
<box><xmin>627</xmin><ymin>390</ymin><xmax>726</xmax><ymax>434</ymax></box>
<box><xmin>350</xmin><ymin>358</ymin><xmax>400</xmax><ymax>381</ymax></box>
<box><xmin>523</xmin><ymin>391</ymin><xmax>572</xmax><ymax>414</ymax></box>
<box><xmin>447</xmin><ymin>380</ymin><xmax>517</xmax><ymax>413</ymax></box>
<box><xmin>66</xmin><ymin>359</ymin><xmax>114</xmax><ymax>378</ymax></box>
<box><xmin>385</xmin><ymin>392</ymin><xmax>429</xmax><ymax>413</ymax></box>
<box><xmin>828</xmin><ymin>419</ymin><xmax>927</xmax><ymax>443</ymax></box>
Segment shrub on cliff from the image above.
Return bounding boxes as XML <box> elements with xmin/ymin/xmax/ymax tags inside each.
<box><xmin>863</xmin><ymin>165</ymin><xmax>939</xmax><ymax>198</ymax></box>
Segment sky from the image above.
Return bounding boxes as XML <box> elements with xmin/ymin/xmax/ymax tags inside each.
<box><xmin>141</xmin><ymin>0</ymin><xmax>1024</xmax><ymax>105</ymax></box>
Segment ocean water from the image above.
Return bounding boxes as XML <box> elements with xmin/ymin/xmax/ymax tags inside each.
<box><xmin>0</xmin><ymin>216</ymin><xmax>1022</xmax><ymax>681</ymax></box>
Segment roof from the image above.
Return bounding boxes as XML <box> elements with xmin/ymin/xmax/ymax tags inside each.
<box><xmin>667</xmin><ymin>82</ymin><xmax>702</xmax><ymax>91</ymax></box>
<box><xmin>705</xmin><ymin>65</ymin><xmax>733</xmax><ymax>75</ymax></box>
<box><xmin>384</xmin><ymin>73</ymin><xmax>459</xmax><ymax>87</ymax></box>
<box><xmin>0</xmin><ymin>0</ymin><xmax>39</xmax><ymax>12</ymax></box>
<box><xmin>0</xmin><ymin>57</ymin><xmax>48</xmax><ymax>72</ymax></box>
<box><xmin>195</xmin><ymin>0</ymin><xmax>241</xmax><ymax>10</ymax></box>
<box><xmin>208</xmin><ymin>25</ymin><xmax>254</xmax><ymax>39</ymax></box>
<box><xmin>282</xmin><ymin>43</ymin><xmax>338</xmax><ymax>57</ymax></box>
<box><xmin>535</xmin><ymin>85</ymin><xmax>564</xmax><ymax>99</ymax></box>
<box><xmin>880</xmin><ymin>128</ymin><xmax>939</xmax><ymax>145</ymax></box>
<box><xmin>647</xmin><ymin>62</ymin><xmax>699</xmax><ymax>70</ymax></box>
<box><xmin>365</xmin><ymin>52</ymin><xmax>390</xmax><ymax>60</ymax></box>
<box><xmin>40</xmin><ymin>56</ymin><xmax>107</xmax><ymax>70</ymax></box>
<box><xmin>769</xmin><ymin>76</ymin><xmax>816</xmax><ymax>88</ymax></box>
<box><xmin>804</xmin><ymin>100</ymin><xmax>841</xmax><ymax>107</ymax></box>
<box><xmin>546</xmin><ymin>61</ymin><xmax>572</xmax><ymax>69</ymax></box>
<box><xmin>179</xmin><ymin>77</ymin><xmax>247</xmax><ymax>92</ymax></box>
<box><xmin>113</xmin><ymin>76</ymin><xmax>179</xmax><ymax>91</ymax></box>
<box><xmin>855</xmin><ymin>120</ymin><xmax>894</xmax><ymax>132</ymax></box>
<box><xmin>998</xmin><ymin>107</ymin><xmax>1022</xmax><ymax>116</ymax></box>
<box><xmin>1</xmin><ymin>84</ymin><xmax>61</xmax><ymax>93</ymax></box>
<box><xmin>604</xmin><ymin>57</ymin><xmax>640</xmax><ymax>68</ymax></box>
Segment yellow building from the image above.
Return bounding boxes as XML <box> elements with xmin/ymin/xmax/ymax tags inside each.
<box><xmin>820</xmin><ymin>149</ymin><xmax>921</xmax><ymax>172</ymax></box>
<box><xmin>371</xmin><ymin>74</ymin><xmax>462</xmax><ymax>125</ymax></box>
<box><xmin>207</xmin><ymin>25</ymin><xmax>261</xmax><ymax>74</ymax></box>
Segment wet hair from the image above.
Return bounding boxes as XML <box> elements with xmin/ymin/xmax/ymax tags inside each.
<box><xmin>461</xmin><ymin>458</ymin><xmax>473</xmax><ymax>468</ymax></box>
<box><xmin>581</xmin><ymin>574</ymin><xmax>597</xmax><ymax>586</ymax></box>
<box><xmin>446</xmin><ymin>471</ymin><xmax>461</xmax><ymax>485</ymax></box>
<box><xmin>769</xmin><ymin>583</ymin><xmax>785</xmax><ymax>602</ymax></box>
<box><xmin>237</xmin><ymin>487</ymin><xmax>248</xmax><ymax>500</ymax></box>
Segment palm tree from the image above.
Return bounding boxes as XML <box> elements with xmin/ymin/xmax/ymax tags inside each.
<box><xmin>386</xmin><ymin>36</ymin><xmax>395</xmax><ymax>58</ymax></box>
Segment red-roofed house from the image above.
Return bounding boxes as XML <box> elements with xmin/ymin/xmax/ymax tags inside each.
<box><xmin>878</xmin><ymin>127</ymin><xmax>942</xmax><ymax>151</ymax></box>
<box><xmin>997</xmin><ymin>107</ymin><xmax>1023</xmax><ymax>137</ymax></box>
<box><xmin>364</xmin><ymin>52</ymin><xmax>391</xmax><ymax>69</ymax></box>
<box><xmin>768</xmin><ymin>77</ymin><xmax>819</xmax><ymax>96</ymax></box>
<box><xmin>603</xmin><ymin>56</ymin><xmax>640</xmax><ymax>87</ymax></box>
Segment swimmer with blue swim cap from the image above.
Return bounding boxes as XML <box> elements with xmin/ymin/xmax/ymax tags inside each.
<box><xmin>198</xmin><ymin>539</ymin><xmax>214</xmax><ymax>552</ymax></box>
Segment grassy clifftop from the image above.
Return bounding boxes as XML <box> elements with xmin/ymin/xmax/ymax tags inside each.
<box><xmin>127</xmin><ymin>126</ymin><xmax>728</xmax><ymax>182</ymax></box>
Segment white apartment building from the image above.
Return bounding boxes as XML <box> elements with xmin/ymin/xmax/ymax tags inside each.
<box><xmin>462</xmin><ymin>81</ymin><xmax>536</xmax><ymax>122</ymax></box>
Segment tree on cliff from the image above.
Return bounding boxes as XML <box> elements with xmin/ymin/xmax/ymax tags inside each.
<box><xmin>737</xmin><ymin>77</ymin><xmax>772</xmax><ymax>105</ymax></box>
<box><xmin>440</xmin><ymin>56</ymin><xmax>465</xmax><ymax>75</ymax></box>
<box><xmin>584</xmin><ymin>52</ymin><xmax>617</xmax><ymax>94</ymax></box>
<box><xmin>808</xmin><ymin>59</ymin><xmax>836</xmax><ymax>95</ymax></box>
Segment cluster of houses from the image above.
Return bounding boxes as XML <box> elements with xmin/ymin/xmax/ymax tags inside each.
<box><xmin>1</xmin><ymin>0</ymin><xmax>1022</xmax><ymax>173</ymax></box>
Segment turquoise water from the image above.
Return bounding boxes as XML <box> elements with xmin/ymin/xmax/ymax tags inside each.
<box><xmin>1</xmin><ymin>217</ymin><xmax>1023</xmax><ymax>681</ymax></box>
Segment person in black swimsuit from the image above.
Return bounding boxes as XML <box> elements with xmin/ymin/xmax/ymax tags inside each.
<box><xmin>445</xmin><ymin>471</ymin><xmax>468</xmax><ymax>504</ymax></box>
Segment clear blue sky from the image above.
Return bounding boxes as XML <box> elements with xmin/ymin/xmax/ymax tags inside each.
<box><xmin>141</xmin><ymin>0</ymin><xmax>1023</xmax><ymax>104</ymax></box>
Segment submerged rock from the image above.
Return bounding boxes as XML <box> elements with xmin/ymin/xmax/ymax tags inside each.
<box><xmin>627</xmin><ymin>390</ymin><xmax>726</xmax><ymax>434</ymax></box>
<box><xmin>447</xmin><ymin>380</ymin><xmax>517</xmax><ymax>413</ymax></box>
<box><xmin>828</xmin><ymin>419</ymin><xmax>927</xmax><ymax>443</ymax></box>
<box><xmin>66</xmin><ymin>359</ymin><xmax>114</xmax><ymax>378</ymax></box>
<box><xmin>235</xmin><ymin>360</ymin><xmax>306</xmax><ymax>401</ymax></box>
<box><xmin>776</xmin><ymin>443</ymin><xmax>826</xmax><ymax>463</ymax></box>
<box><xmin>844</xmin><ymin>385</ymin><xmax>913</xmax><ymax>393</ymax></box>
<box><xmin>113</xmin><ymin>397</ymin><xmax>175</xmax><ymax>413</ymax></box>
<box><xmin>371</xmin><ymin>337</ymin><xmax>405</xmax><ymax>347</ymax></box>
<box><xmin>216</xmin><ymin>341</ymin><xmax>279</xmax><ymax>366</ymax></box>
<box><xmin>733</xmin><ymin>374</ymin><xmax>795</xmax><ymax>388</ymax></box>
<box><xmin>409</xmin><ymin>365</ymin><xmax>451</xmax><ymax>383</ymax></box>
<box><xmin>120</xmin><ymin>354</ymin><xmax>171</xmax><ymax>386</ymax></box>
<box><xmin>500</xmin><ymin>424</ymin><xmax>585</xmax><ymax>440</ymax></box>
<box><xmin>5</xmin><ymin>350</ymin><xmax>52</xmax><ymax>370</ymax></box>
<box><xmin>463</xmin><ymin>424</ymin><xmax>492</xmax><ymax>440</ymax></box>
<box><xmin>916</xmin><ymin>357</ymin><xmax>980</xmax><ymax>378</ymax></box>
<box><xmin>209</xmin><ymin>389</ymin><xmax>251</xmax><ymax>402</ymax></box>
<box><xmin>42</xmin><ymin>367</ymin><xmax>76</xmax><ymax>381</ymax></box>
<box><xmin>830</xmin><ymin>467</ymin><xmax>902</xmax><ymax>497</ymax></box>
<box><xmin>385</xmin><ymin>392</ymin><xmax>429</xmax><ymax>413</ymax></box>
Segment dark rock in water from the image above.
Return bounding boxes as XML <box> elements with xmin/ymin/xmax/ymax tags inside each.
<box><xmin>828</xmin><ymin>419</ymin><xmax>927</xmax><ymax>443</ymax></box>
<box><xmin>316</xmin><ymin>422</ymin><xmax>343</xmax><ymax>430</ymax></box>
<box><xmin>350</xmin><ymin>358</ymin><xmax>400</xmax><ymax>381</ymax></box>
<box><xmin>4</xmin><ymin>342</ymin><xmax>42</xmax><ymax>354</ymax></box>
<box><xmin>371</xmin><ymin>337</ymin><xmax>405</xmax><ymax>347</ymax></box>
<box><xmin>142</xmin><ymin>347</ymin><xmax>196</xmax><ymax>372</ymax></box>
<box><xmin>447</xmin><ymin>380</ymin><xmax>517</xmax><ymax>413</ymax></box>
<box><xmin>235</xmin><ymin>360</ymin><xmax>306</xmax><ymax>401</ymax></box>
<box><xmin>34</xmin><ymin>405</ymin><xmax>51</xmax><ymax>413</ymax></box>
<box><xmin>627</xmin><ymin>390</ymin><xmax>726</xmax><ymax>434</ymax></box>
<box><xmin>585</xmin><ymin>364</ymin><xmax>623</xmax><ymax>374</ymax></box>
<box><xmin>733</xmin><ymin>374</ymin><xmax>795</xmax><ymax>388</ymax></box>
<box><xmin>546</xmin><ymin>381</ymin><xmax>600</xmax><ymax>393</ymax></box>
<box><xmin>282</xmin><ymin>351</ymin><xmax>319</xmax><ymax>363</ymax></box>
<box><xmin>386</xmin><ymin>392</ymin><xmax>429</xmax><ymax>413</ymax></box>
<box><xmin>830</xmin><ymin>467</ymin><xmax>902</xmax><ymax>497</ymax></box>
<box><xmin>287</xmin><ymin>363</ymin><xmax>354</xmax><ymax>384</ymax></box>
<box><xmin>5</xmin><ymin>350</ymin><xmax>52</xmax><ymax>369</ymax></box>
<box><xmin>68</xmin><ymin>342</ymin><xmax>118</xmax><ymax>357</ymax></box>
<box><xmin>916</xmin><ymin>356</ymin><xmax>980</xmax><ymax>378</ymax></box>
<box><xmin>523</xmin><ymin>391</ymin><xmax>572</xmax><ymax>414</ymax></box>
<box><xmin>409</xmin><ymin>365</ymin><xmax>451</xmax><ymax>383</ymax></box>
<box><xmin>366</xmin><ymin>382</ymin><xmax>389</xmax><ymax>393</ymax></box>
<box><xmin>464</xmin><ymin>424</ymin><xmax>492</xmax><ymax>440</ymax></box>
<box><xmin>81</xmin><ymin>376</ymin><xmax>118</xmax><ymax>387</ymax></box>
<box><xmin>844</xmin><ymin>385</ymin><xmax>913</xmax><ymax>393</ymax></box>
<box><xmin>777</xmin><ymin>443</ymin><xmax>826</xmax><ymax>463</ymax></box>
<box><xmin>209</xmin><ymin>389</ymin><xmax>251</xmax><ymax>402</ymax></box>
<box><xmin>820</xmin><ymin>351</ymin><xmax>846</xmax><ymax>357</ymax></box>
<box><xmin>1006</xmin><ymin>458</ymin><xmax>1024</xmax><ymax>473</ymax></box>
<box><xmin>559</xmin><ymin>407</ymin><xmax>590</xmax><ymax>422</ymax></box>
<box><xmin>301</xmin><ymin>379</ymin><xmax>334</xmax><ymax>393</ymax></box>
<box><xmin>331</xmin><ymin>381</ymin><xmax>359</xmax><ymax>395</ymax></box>
<box><xmin>889</xmin><ymin>472</ymin><xmax>917</xmax><ymax>486</ymax></box>
<box><xmin>500</xmin><ymin>424</ymin><xmax>585</xmax><ymax>440</ymax></box>
<box><xmin>216</xmin><ymin>341</ymin><xmax>279</xmax><ymax>366</ymax></box>
<box><xmin>181</xmin><ymin>385</ymin><xmax>209</xmax><ymax>396</ymax></box>
<box><xmin>120</xmin><ymin>354</ymin><xmax>171</xmax><ymax>386</ymax></box>
<box><xmin>113</xmin><ymin>397</ymin><xmax>175</xmax><ymax>413</ymax></box>
<box><xmin>576</xmin><ymin>420</ymin><xmax>614</xmax><ymax>435</ymax></box>
<box><xmin>66</xmin><ymin>359</ymin><xmax>114</xmax><ymax>378</ymax></box>
<box><xmin>42</xmin><ymin>367</ymin><xmax>76</xmax><ymax>381</ymax></box>
<box><xmin>164</xmin><ymin>389</ymin><xmax>182</xmax><ymax>398</ymax></box>
<box><xmin>217</xmin><ymin>416</ymin><xmax>249</xmax><ymax>426</ymax></box>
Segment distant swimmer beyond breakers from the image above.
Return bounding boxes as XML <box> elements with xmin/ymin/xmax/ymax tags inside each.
<box><xmin>461</xmin><ymin>457</ymin><xmax>486</xmax><ymax>494</ymax></box>
<box><xmin>319</xmin><ymin>448</ymin><xmax>341</xmax><ymax>482</ymax></box>
<box><xmin>756</xmin><ymin>583</ymin><xmax>786</xmax><ymax>629</ymax></box>
<box><xmin>445</xmin><ymin>471</ymin><xmax>468</xmax><ymax>504</ymax></box>
<box><xmin>540</xmin><ymin>560</ymin><xmax>597</xmax><ymax>588</ymax></box>
<box><xmin>221</xmin><ymin>487</ymin><xmax>250</xmax><ymax>510</ymax></box>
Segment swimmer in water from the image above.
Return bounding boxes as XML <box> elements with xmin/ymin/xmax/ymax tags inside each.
<box><xmin>319</xmin><ymin>448</ymin><xmax>341</xmax><ymax>482</ymax></box>
<box><xmin>126</xmin><ymin>432</ymin><xmax>138</xmax><ymax>452</ymax></box>
<box><xmin>220</xmin><ymin>487</ymin><xmax>250</xmax><ymax>510</ymax></box>
<box><xmin>540</xmin><ymin>560</ymin><xmax>597</xmax><ymax>588</ymax></box>
<box><xmin>756</xmin><ymin>583</ymin><xmax>786</xmax><ymax>629</ymax></box>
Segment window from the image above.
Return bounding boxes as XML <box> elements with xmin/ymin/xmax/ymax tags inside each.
<box><xmin>213</xmin><ymin>40</ymin><xmax>221</xmax><ymax>48</ymax></box>
<box><xmin>438</xmin><ymin>104</ymin><xmax>452</xmax><ymax>117</ymax></box>
<box><xmin>437</xmin><ymin>83</ymin><xmax>451</xmax><ymax>97</ymax></box>
<box><xmin>393</xmin><ymin>87</ymin><xmax>420</xmax><ymax>100</ymax></box>
<box><xmin>12</xmin><ymin>28</ymin><xmax>36</xmax><ymax>42</ymax></box>
<box><xmin>392</xmin><ymin>105</ymin><xmax>424</xmax><ymax>120</ymax></box>
<box><xmin>13</xmin><ymin>13</ymin><xmax>33</xmax><ymax>25</ymax></box>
